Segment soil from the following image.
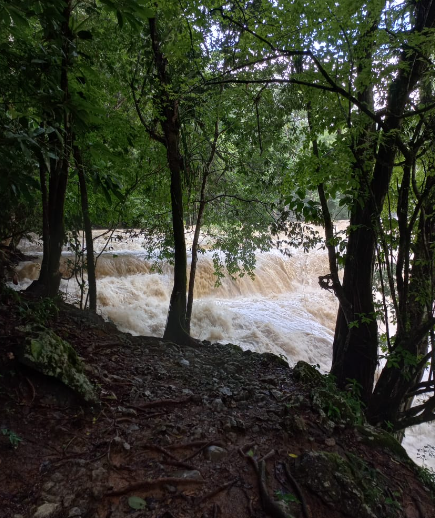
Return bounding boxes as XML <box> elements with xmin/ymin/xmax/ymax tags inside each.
<box><xmin>0</xmin><ymin>290</ymin><xmax>434</xmax><ymax>518</ymax></box>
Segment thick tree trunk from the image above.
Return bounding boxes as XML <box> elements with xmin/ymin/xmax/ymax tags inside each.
<box><xmin>331</xmin><ymin>0</ymin><xmax>434</xmax><ymax>400</ymax></box>
<box><xmin>27</xmin><ymin>0</ymin><xmax>73</xmax><ymax>298</ymax></box>
<box><xmin>74</xmin><ymin>144</ymin><xmax>97</xmax><ymax>312</ymax></box>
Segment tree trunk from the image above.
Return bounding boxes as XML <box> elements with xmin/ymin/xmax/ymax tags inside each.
<box><xmin>74</xmin><ymin>144</ymin><xmax>97</xmax><ymax>312</ymax></box>
<box><xmin>27</xmin><ymin>0</ymin><xmax>73</xmax><ymax>298</ymax></box>
<box><xmin>330</xmin><ymin>0</ymin><xmax>434</xmax><ymax>400</ymax></box>
<box><xmin>186</xmin><ymin>174</ymin><xmax>208</xmax><ymax>334</ymax></box>
<box><xmin>148</xmin><ymin>17</ymin><xmax>191</xmax><ymax>344</ymax></box>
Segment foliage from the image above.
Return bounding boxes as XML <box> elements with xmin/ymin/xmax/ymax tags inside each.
<box><xmin>1</xmin><ymin>428</ymin><xmax>22</xmax><ymax>448</ymax></box>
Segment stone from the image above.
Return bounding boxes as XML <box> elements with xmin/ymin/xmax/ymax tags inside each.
<box><xmin>211</xmin><ymin>398</ymin><xmax>224</xmax><ymax>411</ymax></box>
<box><xmin>50</xmin><ymin>472</ymin><xmax>63</xmax><ymax>483</ymax></box>
<box><xmin>293</xmin><ymin>451</ymin><xmax>378</xmax><ymax>518</ymax></box>
<box><xmin>219</xmin><ymin>386</ymin><xmax>232</xmax><ymax>396</ymax></box>
<box><xmin>17</xmin><ymin>325</ymin><xmax>98</xmax><ymax>403</ymax></box>
<box><xmin>325</xmin><ymin>438</ymin><xmax>336</xmax><ymax>447</ymax></box>
<box><xmin>63</xmin><ymin>495</ymin><xmax>74</xmax><ymax>507</ymax></box>
<box><xmin>33</xmin><ymin>503</ymin><xmax>60</xmax><ymax>518</ymax></box>
<box><xmin>169</xmin><ymin>470</ymin><xmax>203</xmax><ymax>481</ymax></box>
<box><xmin>68</xmin><ymin>508</ymin><xmax>82</xmax><ymax>517</ymax></box>
<box><xmin>116</xmin><ymin>406</ymin><xmax>137</xmax><ymax>416</ymax></box>
<box><xmin>204</xmin><ymin>446</ymin><xmax>227</xmax><ymax>462</ymax></box>
<box><xmin>91</xmin><ymin>466</ymin><xmax>107</xmax><ymax>482</ymax></box>
<box><xmin>178</xmin><ymin>359</ymin><xmax>190</xmax><ymax>367</ymax></box>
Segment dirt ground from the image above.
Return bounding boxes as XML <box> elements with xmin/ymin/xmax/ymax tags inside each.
<box><xmin>0</xmin><ymin>291</ymin><xmax>434</xmax><ymax>518</ymax></box>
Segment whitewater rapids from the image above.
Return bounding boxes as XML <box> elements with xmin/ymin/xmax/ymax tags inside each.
<box><xmin>14</xmin><ymin>233</ymin><xmax>435</xmax><ymax>469</ymax></box>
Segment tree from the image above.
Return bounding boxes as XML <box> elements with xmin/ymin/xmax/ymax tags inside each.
<box><xmin>205</xmin><ymin>0</ymin><xmax>435</xmax><ymax>428</ymax></box>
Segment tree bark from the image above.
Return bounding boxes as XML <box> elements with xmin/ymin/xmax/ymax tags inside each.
<box><xmin>73</xmin><ymin>144</ymin><xmax>97</xmax><ymax>312</ymax></box>
<box><xmin>331</xmin><ymin>0</ymin><xmax>435</xmax><ymax>401</ymax></box>
<box><xmin>28</xmin><ymin>0</ymin><xmax>73</xmax><ymax>298</ymax></box>
<box><xmin>148</xmin><ymin>17</ymin><xmax>191</xmax><ymax>344</ymax></box>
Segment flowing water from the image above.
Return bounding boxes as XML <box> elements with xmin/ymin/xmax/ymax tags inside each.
<box><xmin>14</xmin><ymin>232</ymin><xmax>435</xmax><ymax>469</ymax></box>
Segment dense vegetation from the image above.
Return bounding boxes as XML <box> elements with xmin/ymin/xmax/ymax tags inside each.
<box><xmin>1</xmin><ymin>0</ymin><xmax>435</xmax><ymax>435</ymax></box>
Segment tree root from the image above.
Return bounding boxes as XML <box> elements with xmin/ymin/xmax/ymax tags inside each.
<box><xmin>135</xmin><ymin>442</ymin><xmax>179</xmax><ymax>461</ymax></box>
<box><xmin>239</xmin><ymin>445</ymin><xmax>293</xmax><ymax>518</ymax></box>
<box><xmin>167</xmin><ymin>440</ymin><xmax>226</xmax><ymax>450</ymax></box>
<box><xmin>125</xmin><ymin>396</ymin><xmax>192</xmax><ymax>411</ymax></box>
<box><xmin>283</xmin><ymin>462</ymin><xmax>311</xmax><ymax>518</ymax></box>
<box><xmin>106</xmin><ymin>477</ymin><xmax>206</xmax><ymax>496</ymax></box>
<box><xmin>195</xmin><ymin>478</ymin><xmax>238</xmax><ymax>505</ymax></box>
<box><xmin>182</xmin><ymin>440</ymin><xmax>216</xmax><ymax>462</ymax></box>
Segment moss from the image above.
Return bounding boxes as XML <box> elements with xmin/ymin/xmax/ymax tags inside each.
<box><xmin>292</xmin><ymin>361</ymin><xmax>324</xmax><ymax>385</ymax></box>
<box><xmin>355</xmin><ymin>425</ymin><xmax>410</xmax><ymax>462</ymax></box>
<box><xmin>17</xmin><ymin>325</ymin><xmax>98</xmax><ymax>404</ymax></box>
<box><xmin>294</xmin><ymin>450</ymin><xmax>399</xmax><ymax>518</ymax></box>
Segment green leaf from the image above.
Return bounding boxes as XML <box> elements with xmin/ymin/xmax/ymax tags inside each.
<box><xmin>127</xmin><ymin>496</ymin><xmax>146</xmax><ymax>510</ymax></box>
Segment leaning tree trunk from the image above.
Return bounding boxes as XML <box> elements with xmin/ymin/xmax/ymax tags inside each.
<box><xmin>186</xmin><ymin>173</ymin><xmax>208</xmax><ymax>334</ymax></box>
<box><xmin>367</xmin><ymin>178</ymin><xmax>435</xmax><ymax>429</ymax></box>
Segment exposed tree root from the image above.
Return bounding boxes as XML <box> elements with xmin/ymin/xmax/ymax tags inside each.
<box><xmin>135</xmin><ymin>442</ymin><xmax>179</xmax><ymax>461</ymax></box>
<box><xmin>106</xmin><ymin>477</ymin><xmax>206</xmax><ymax>496</ymax></box>
<box><xmin>283</xmin><ymin>462</ymin><xmax>311</xmax><ymax>518</ymax></box>
<box><xmin>167</xmin><ymin>440</ymin><xmax>226</xmax><ymax>450</ymax></box>
<box><xmin>182</xmin><ymin>440</ymin><xmax>214</xmax><ymax>462</ymax></box>
<box><xmin>125</xmin><ymin>396</ymin><xmax>192</xmax><ymax>411</ymax></box>
<box><xmin>195</xmin><ymin>478</ymin><xmax>238</xmax><ymax>505</ymax></box>
<box><xmin>239</xmin><ymin>445</ymin><xmax>293</xmax><ymax>518</ymax></box>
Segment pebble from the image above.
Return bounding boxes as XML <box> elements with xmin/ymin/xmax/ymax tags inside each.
<box><xmin>325</xmin><ymin>438</ymin><xmax>336</xmax><ymax>447</ymax></box>
<box><xmin>219</xmin><ymin>386</ymin><xmax>232</xmax><ymax>396</ymax></box>
<box><xmin>68</xmin><ymin>508</ymin><xmax>82</xmax><ymax>517</ymax></box>
<box><xmin>169</xmin><ymin>470</ymin><xmax>203</xmax><ymax>480</ymax></box>
<box><xmin>204</xmin><ymin>445</ymin><xmax>227</xmax><ymax>462</ymax></box>
<box><xmin>33</xmin><ymin>503</ymin><xmax>60</xmax><ymax>518</ymax></box>
<box><xmin>50</xmin><ymin>472</ymin><xmax>63</xmax><ymax>483</ymax></box>
<box><xmin>91</xmin><ymin>467</ymin><xmax>107</xmax><ymax>482</ymax></box>
<box><xmin>179</xmin><ymin>359</ymin><xmax>190</xmax><ymax>367</ymax></box>
<box><xmin>211</xmin><ymin>398</ymin><xmax>224</xmax><ymax>411</ymax></box>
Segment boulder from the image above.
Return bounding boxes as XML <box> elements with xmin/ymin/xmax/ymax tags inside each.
<box><xmin>17</xmin><ymin>325</ymin><xmax>98</xmax><ymax>403</ymax></box>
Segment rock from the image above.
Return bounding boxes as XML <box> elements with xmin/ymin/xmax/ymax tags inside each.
<box><xmin>68</xmin><ymin>508</ymin><xmax>82</xmax><ymax>517</ymax></box>
<box><xmin>63</xmin><ymin>495</ymin><xmax>75</xmax><ymax>507</ymax></box>
<box><xmin>355</xmin><ymin>425</ymin><xmax>410</xmax><ymax>461</ymax></box>
<box><xmin>16</xmin><ymin>325</ymin><xmax>98</xmax><ymax>403</ymax></box>
<box><xmin>91</xmin><ymin>466</ymin><xmax>107</xmax><ymax>482</ymax></box>
<box><xmin>116</xmin><ymin>406</ymin><xmax>137</xmax><ymax>416</ymax></box>
<box><xmin>292</xmin><ymin>361</ymin><xmax>324</xmax><ymax>385</ymax></box>
<box><xmin>211</xmin><ymin>398</ymin><xmax>224</xmax><ymax>411</ymax></box>
<box><xmin>219</xmin><ymin>386</ymin><xmax>232</xmax><ymax>396</ymax></box>
<box><xmin>293</xmin><ymin>451</ymin><xmax>380</xmax><ymax>518</ymax></box>
<box><xmin>169</xmin><ymin>470</ymin><xmax>203</xmax><ymax>481</ymax></box>
<box><xmin>33</xmin><ymin>503</ymin><xmax>60</xmax><ymax>518</ymax></box>
<box><xmin>42</xmin><ymin>482</ymin><xmax>55</xmax><ymax>492</ymax></box>
<box><xmin>204</xmin><ymin>445</ymin><xmax>227</xmax><ymax>462</ymax></box>
<box><xmin>178</xmin><ymin>359</ymin><xmax>190</xmax><ymax>367</ymax></box>
<box><xmin>50</xmin><ymin>472</ymin><xmax>64</xmax><ymax>483</ymax></box>
<box><xmin>325</xmin><ymin>438</ymin><xmax>336</xmax><ymax>447</ymax></box>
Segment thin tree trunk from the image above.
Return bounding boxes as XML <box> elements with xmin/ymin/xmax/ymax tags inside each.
<box><xmin>186</xmin><ymin>173</ymin><xmax>208</xmax><ymax>334</ymax></box>
<box><xmin>148</xmin><ymin>17</ymin><xmax>191</xmax><ymax>344</ymax></box>
<box><xmin>73</xmin><ymin>144</ymin><xmax>97</xmax><ymax>312</ymax></box>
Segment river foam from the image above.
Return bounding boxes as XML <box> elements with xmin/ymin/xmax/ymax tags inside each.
<box><xmin>13</xmin><ymin>232</ymin><xmax>435</xmax><ymax>469</ymax></box>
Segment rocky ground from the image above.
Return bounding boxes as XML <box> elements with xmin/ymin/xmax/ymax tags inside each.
<box><xmin>0</xmin><ymin>288</ymin><xmax>434</xmax><ymax>518</ymax></box>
